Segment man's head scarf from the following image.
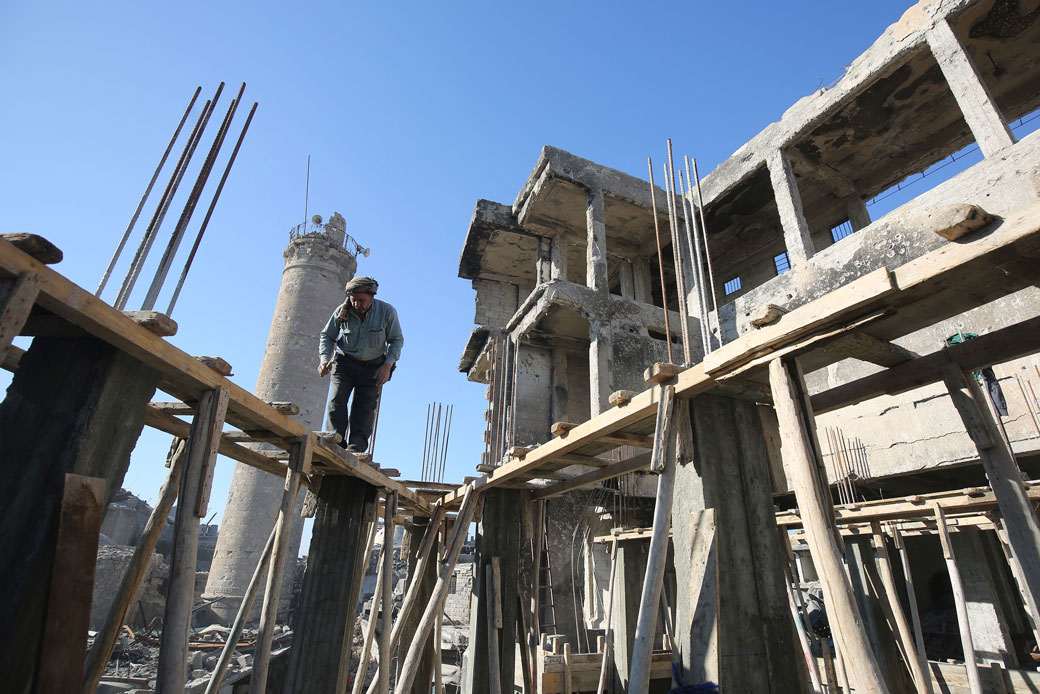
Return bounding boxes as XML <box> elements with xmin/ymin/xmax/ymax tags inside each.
<box><xmin>345</xmin><ymin>276</ymin><xmax>378</xmax><ymax>295</ymax></box>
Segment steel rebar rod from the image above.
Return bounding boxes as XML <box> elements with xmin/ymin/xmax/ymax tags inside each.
<box><xmin>115</xmin><ymin>83</ymin><xmax>224</xmax><ymax>309</ymax></box>
<box><xmin>438</xmin><ymin>404</ymin><xmax>453</xmax><ymax>483</ymax></box>
<box><xmin>646</xmin><ymin>158</ymin><xmax>673</xmax><ymax>364</ymax></box>
<box><xmin>167</xmin><ymin>100</ymin><xmax>256</xmax><ymax>315</ymax></box>
<box><xmin>97</xmin><ymin>87</ymin><xmax>201</xmax><ymax>297</ymax></box>
<box><xmin>666</xmin><ymin>140</ymin><xmax>693</xmax><ymax>363</ymax></box>
<box><xmin>143</xmin><ymin>83</ymin><xmax>244</xmax><ymax>310</ymax></box>
<box><xmin>691</xmin><ymin>158</ymin><xmax>721</xmax><ymax>344</ymax></box>
<box><xmin>431</xmin><ymin>403</ymin><xmax>443</xmax><ymax>480</ymax></box>
<box><xmin>663</xmin><ymin>162</ymin><xmax>691</xmax><ymax>364</ymax></box>
<box><xmin>677</xmin><ymin>169</ymin><xmax>710</xmax><ymax>353</ymax></box>
<box><xmin>683</xmin><ymin>155</ymin><xmax>713</xmax><ymax>353</ymax></box>
<box><xmin>422</xmin><ymin>403</ymin><xmax>432</xmax><ymax>481</ymax></box>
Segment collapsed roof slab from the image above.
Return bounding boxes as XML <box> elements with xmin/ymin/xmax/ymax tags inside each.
<box><xmin>458</xmin><ymin>199</ymin><xmax>539</xmax><ymax>283</ymax></box>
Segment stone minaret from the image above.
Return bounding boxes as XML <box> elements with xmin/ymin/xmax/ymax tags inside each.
<box><xmin>204</xmin><ymin>212</ymin><xmax>358</xmax><ymax>623</ymax></box>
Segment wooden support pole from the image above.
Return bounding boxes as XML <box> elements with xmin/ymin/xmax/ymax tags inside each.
<box><xmin>786</xmin><ymin>574</ymin><xmax>823</xmax><ymax>694</ymax></box>
<box><xmin>353</xmin><ymin>532</ymin><xmax>386</xmax><ymax>694</ymax></box>
<box><xmin>989</xmin><ymin>515</ymin><xmax>1040</xmax><ymax>651</ymax></box>
<box><xmin>941</xmin><ymin>363</ymin><xmax>1040</xmax><ymax>625</ymax></box>
<box><xmin>596</xmin><ymin>537</ymin><xmax>619</xmax><ymax>694</ymax></box>
<box><xmin>870</xmin><ymin>523</ymin><xmax>932</xmax><ymax>694</ymax></box>
<box><xmin>934</xmin><ymin>505</ymin><xmax>982</xmax><ymax>694</ymax></box>
<box><xmin>157</xmin><ymin>385</ymin><xmax>229</xmax><ymax>694</ymax></box>
<box><xmin>249</xmin><ymin>433</ymin><xmax>311</xmax><ymax>694</ymax></box>
<box><xmin>378</xmin><ymin>490</ymin><xmax>397</xmax><ymax>694</ymax></box>
<box><xmin>563</xmin><ymin>642</ymin><xmax>574</xmax><ymax>694</ymax></box>
<box><xmin>83</xmin><ymin>439</ymin><xmax>187</xmax><ymax>694</ymax></box>
<box><xmin>821</xmin><ymin>638</ymin><xmax>839</xmax><ymax>694</ymax></box>
<box><xmin>204</xmin><ymin>522</ymin><xmax>277</xmax><ymax>694</ymax></box>
<box><xmin>396</xmin><ymin>486</ymin><xmax>479</xmax><ymax>693</ymax></box>
<box><xmin>36</xmin><ymin>473</ymin><xmax>105</xmax><ymax>694</ymax></box>
<box><xmin>890</xmin><ymin>526</ymin><xmax>932</xmax><ymax>694</ymax></box>
<box><xmin>767</xmin><ymin>358</ymin><xmax>889</xmax><ymax>694</ymax></box>
<box><xmin>486</xmin><ymin>573</ymin><xmax>503</xmax><ymax>694</ymax></box>
<box><xmin>628</xmin><ymin>399</ymin><xmax>680</xmax><ymax>694</ymax></box>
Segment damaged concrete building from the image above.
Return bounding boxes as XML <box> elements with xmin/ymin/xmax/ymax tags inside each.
<box><xmin>3</xmin><ymin>0</ymin><xmax>1040</xmax><ymax>693</ymax></box>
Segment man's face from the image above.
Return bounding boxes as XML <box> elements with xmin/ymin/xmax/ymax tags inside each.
<box><xmin>349</xmin><ymin>292</ymin><xmax>374</xmax><ymax>312</ymax></box>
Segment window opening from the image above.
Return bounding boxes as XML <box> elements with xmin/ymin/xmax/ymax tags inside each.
<box><xmin>830</xmin><ymin>220</ymin><xmax>855</xmax><ymax>243</ymax></box>
<box><xmin>774</xmin><ymin>252</ymin><xmax>791</xmax><ymax>275</ymax></box>
<box><xmin>723</xmin><ymin>277</ymin><xmax>741</xmax><ymax>296</ymax></box>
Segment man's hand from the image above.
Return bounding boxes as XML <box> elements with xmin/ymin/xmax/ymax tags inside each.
<box><xmin>318</xmin><ymin>360</ymin><xmax>333</xmax><ymax>377</ymax></box>
<box><xmin>375</xmin><ymin>362</ymin><xmax>392</xmax><ymax>386</ymax></box>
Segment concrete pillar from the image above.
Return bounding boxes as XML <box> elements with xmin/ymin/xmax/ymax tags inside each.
<box><xmin>844</xmin><ymin>195</ymin><xmax>872</xmax><ymax>232</ymax></box>
<box><xmin>586</xmin><ymin>187</ymin><xmax>608</xmax><ymax>292</ymax></box>
<box><xmin>282</xmin><ymin>476</ymin><xmax>378</xmax><ymax>694</ymax></box>
<box><xmin>767</xmin><ymin>150</ymin><xmax>814</xmax><ymax>266</ymax></box>
<box><xmin>537</xmin><ymin>236</ymin><xmax>552</xmax><ymax>285</ymax></box>
<box><xmin>927</xmin><ymin>18</ymin><xmax>1015</xmax><ymax>158</ymax></box>
<box><xmin>551</xmin><ymin>233</ymin><xmax>569</xmax><ymax>281</ymax></box>
<box><xmin>588</xmin><ymin>319</ymin><xmax>613</xmax><ymax>417</ymax></box>
<box><xmin>618</xmin><ymin>259</ymin><xmax>635</xmax><ymax>298</ymax></box>
<box><xmin>464</xmin><ymin>488</ymin><xmax>522</xmax><ymax>694</ymax></box>
<box><xmin>0</xmin><ymin>337</ymin><xmax>158</xmax><ymax>693</ymax></box>
<box><xmin>205</xmin><ymin>213</ymin><xmax>357</xmax><ymax>624</ymax></box>
<box><xmin>671</xmin><ymin>392</ymin><xmax>807</xmax><ymax>692</ymax></box>
<box><xmin>550</xmin><ymin>346</ymin><xmax>569</xmax><ymax>425</ymax></box>
<box><xmin>632</xmin><ymin>257</ymin><xmax>654</xmax><ymax>304</ymax></box>
<box><xmin>949</xmin><ymin>528</ymin><xmax>1016</xmax><ymax>667</ymax></box>
<box><xmin>397</xmin><ymin>517</ymin><xmax>440</xmax><ymax>692</ymax></box>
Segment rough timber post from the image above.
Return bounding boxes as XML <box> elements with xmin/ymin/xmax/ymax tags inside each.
<box><xmin>926</xmin><ymin>17</ymin><xmax>1014</xmax><ymax>158</ymax></box>
<box><xmin>158</xmin><ymin>385</ymin><xmax>230</xmax><ymax>694</ymax></box>
<box><xmin>396</xmin><ymin>516</ymin><xmax>440</xmax><ymax>693</ymax></box>
<box><xmin>282</xmin><ymin>475</ymin><xmax>379</xmax><ymax>694</ymax></box>
<box><xmin>464</xmin><ymin>488</ymin><xmax>522</xmax><ymax>694</ymax></box>
<box><xmin>672</xmin><ymin>390</ymin><xmax>806</xmax><ymax>692</ymax></box>
<box><xmin>940</xmin><ymin>363</ymin><xmax>1040</xmax><ymax>624</ymax></box>
<box><xmin>612</xmin><ymin>537</ymin><xmax>650</xmax><ymax>692</ymax></box>
<box><xmin>768</xmin><ymin>357</ymin><xmax>889</xmax><ymax>693</ymax></box>
<box><xmin>0</xmin><ymin>336</ymin><xmax>158</xmax><ymax>694</ymax></box>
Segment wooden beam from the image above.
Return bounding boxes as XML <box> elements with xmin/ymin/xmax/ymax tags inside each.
<box><xmin>811</xmin><ymin>314</ymin><xmax>1040</xmax><ymax>414</ymax></box>
<box><xmin>0</xmin><ymin>271</ymin><xmax>41</xmax><ymax>351</ymax></box>
<box><xmin>531</xmin><ymin>453</ymin><xmax>652</xmax><ymax>500</ymax></box>
<box><xmin>823</xmin><ymin>331</ymin><xmax>918</xmax><ymax>367</ymax></box>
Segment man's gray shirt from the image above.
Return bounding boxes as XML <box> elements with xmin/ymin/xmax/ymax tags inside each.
<box><xmin>319</xmin><ymin>298</ymin><xmax>404</xmax><ymax>366</ymax></box>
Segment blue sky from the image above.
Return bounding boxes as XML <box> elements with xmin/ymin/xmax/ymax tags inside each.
<box><xmin>0</xmin><ymin>1</ymin><xmax>916</xmax><ymax>525</ymax></box>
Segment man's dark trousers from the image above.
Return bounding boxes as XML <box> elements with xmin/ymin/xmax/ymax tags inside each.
<box><xmin>328</xmin><ymin>353</ymin><xmax>381</xmax><ymax>450</ymax></box>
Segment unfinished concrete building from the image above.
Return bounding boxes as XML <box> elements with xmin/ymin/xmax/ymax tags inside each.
<box><xmin>2</xmin><ymin>0</ymin><xmax>1040</xmax><ymax>693</ymax></box>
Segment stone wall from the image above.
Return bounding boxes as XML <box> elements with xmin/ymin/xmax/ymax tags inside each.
<box><xmin>444</xmin><ymin>561</ymin><xmax>475</xmax><ymax>625</ymax></box>
<box><xmin>91</xmin><ymin>545</ymin><xmax>168</xmax><ymax>631</ymax></box>
<box><xmin>473</xmin><ymin>279</ymin><xmax>520</xmax><ymax>328</ymax></box>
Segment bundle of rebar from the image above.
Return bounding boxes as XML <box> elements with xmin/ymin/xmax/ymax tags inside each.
<box><xmin>647</xmin><ymin>140</ymin><xmax>721</xmax><ymax>364</ymax></box>
<box><xmin>96</xmin><ymin>82</ymin><xmax>257</xmax><ymax>316</ymax></box>
<box><xmin>421</xmin><ymin>401</ymin><xmax>453</xmax><ymax>483</ymax></box>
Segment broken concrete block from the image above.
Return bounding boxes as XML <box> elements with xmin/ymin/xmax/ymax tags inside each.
<box><xmin>927</xmin><ymin>203</ymin><xmax>993</xmax><ymax>240</ymax></box>
<box><xmin>749</xmin><ymin>303</ymin><xmax>788</xmax><ymax>328</ymax></box>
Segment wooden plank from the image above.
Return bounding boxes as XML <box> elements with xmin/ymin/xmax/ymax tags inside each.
<box><xmin>83</xmin><ymin>441</ymin><xmax>187</xmax><ymax>694</ymax></box>
<box><xmin>0</xmin><ymin>271</ymin><xmax>41</xmax><ymax>351</ymax></box>
<box><xmin>768</xmin><ymin>358</ymin><xmax>890</xmax><ymax>694</ymax></box>
<box><xmin>530</xmin><ymin>452</ymin><xmax>652</xmax><ymax>500</ymax></box>
<box><xmin>378</xmin><ymin>491</ymin><xmax>397</xmax><ymax>694</ymax></box>
<box><xmin>486</xmin><ymin>573</ymin><xmax>503</xmax><ymax>694</ymax></box>
<box><xmin>811</xmin><ymin>314</ymin><xmax>1040</xmax><ymax>414</ymax></box>
<box><xmin>934</xmin><ymin>505</ymin><xmax>983</xmax><ymax>694</ymax></box>
<box><xmin>704</xmin><ymin>268</ymin><xmax>896</xmax><ymax>376</ymax></box>
<box><xmin>35</xmin><ymin>473</ymin><xmax>105</xmax><ymax>694</ymax></box>
<box><xmin>823</xmin><ymin>331</ymin><xmax>918</xmax><ymax>367</ymax></box>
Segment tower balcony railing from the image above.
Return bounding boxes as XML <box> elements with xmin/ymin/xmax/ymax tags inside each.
<box><xmin>289</xmin><ymin>221</ymin><xmax>369</xmax><ymax>258</ymax></box>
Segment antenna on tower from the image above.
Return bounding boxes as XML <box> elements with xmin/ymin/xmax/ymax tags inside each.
<box><xmin>303</xmin><ymin>154</ymin><xmax>311</xmax><ymax>236</ymax></box>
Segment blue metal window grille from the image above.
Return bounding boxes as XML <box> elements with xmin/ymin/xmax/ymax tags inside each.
<box><xmin>830</xmin><ymin>220</ymin><xmax>855</xmax><ymax>243</ymax></box>
<box><xmin>774</xmin><ymin>252</ymin><xmax>791</xmax><ymax>275</ymax></box>
<box><xmin>724</xmin><ymin>276</ymin><xmax>741</xmax><ymax>295</ymax></box>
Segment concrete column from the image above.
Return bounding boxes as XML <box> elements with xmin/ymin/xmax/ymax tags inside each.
<box><xmin>588</xmin><ymin>319</ymin><xmax>613</xmax><ymax>417</ymax></box>
<box><xmin>551</xmin><ymin>233</ymin><xmax>569</xmax><ymax>281</ymax></box>
<box><xmin>949</xmin><ymin>528</ymin><xmax>1016</xmax><ymax>667</ymax></box>
<box><xmin>767</xmin><ymin>150</ymin><xmax>814</xmax><ymax>265</ymax></box>
<box><xmin>550</xmin><ymin>346</ymin><xmax>569</xmax><ymax>425</ymax></box>
<box><xmin>0</xmin><ymin>337</ymin><xmax>158</xmax><ymax>692</ymax></box>
<box><xmin>536</xmin><ymin>236</ymin><xmax>552</xmax><ymax>285</ymax></box>
<box><xmin>464</xmin><ymin>488</ymin><xmax>522</xmax><ymax>694</ymax></box>
<box><xmin>586</xmin><ymin>187</ymin><xmax>609</xmax><ymax>292</ymax></box>
<box><xmin>205</xmin><ymin>216</ymin><xmax>357</xmax><ymax>624</ymax></box>
<box><xmin>927</xmin><ymin>18</ymin><xmax>1015</xmax><ymax>158</ymax></box>
<box><xmin>844</xmin><ymin>195</ymin><xmax>872</xmax><ymax>231</ymax></box>
<box><xmin>632</xmin><ymin>258</ymin><xmax>654</xmax><ymax>304</ymax></box>
<box><xmin>282</xmin><ymin>476</ymin><xmax>378</xmax><ymax>694</ymax></box>
<box><xmin>671</xmin><ymin>392</ymin><xmax>807</xmax><ymax>692</ymax></box>
<box><xmin>618</xmin><ymin>259</ymin><xmax>635</xmax><ymax>298</ymax></box>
